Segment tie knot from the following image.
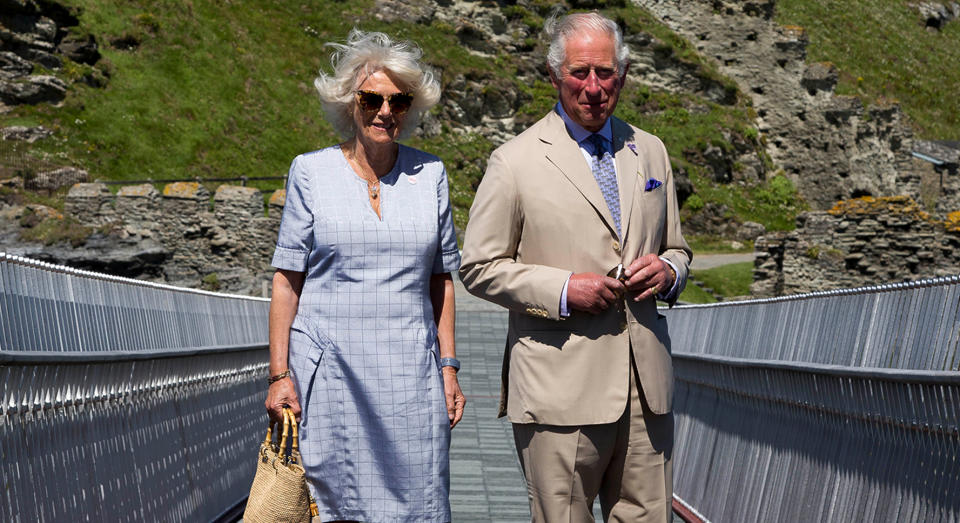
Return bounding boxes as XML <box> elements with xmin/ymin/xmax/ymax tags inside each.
<box><xmin>587</xmin><ymin>134</ymin><xmax>606</xmax><ymax>157</ymax></box>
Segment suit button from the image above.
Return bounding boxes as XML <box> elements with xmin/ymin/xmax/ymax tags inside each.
<box><xmin>612</xmin><ymin>240</ymin><xmax>620</xmax><ymax>252</ymax></box>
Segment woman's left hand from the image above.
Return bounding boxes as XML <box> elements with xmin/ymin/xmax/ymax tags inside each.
<box><xmin>442</xmin><ymin>368</ymin><xmax>466</xmax><ymax>428</ymax></box>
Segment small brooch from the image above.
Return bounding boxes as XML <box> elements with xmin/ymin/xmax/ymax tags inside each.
<box><xmin>644</xmin><ymin>179</ymin><xmax>662</xmax><ymax>192</ymax></box>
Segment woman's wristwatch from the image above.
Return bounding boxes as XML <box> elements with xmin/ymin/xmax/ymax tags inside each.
<box><xmin>439</xmin><ymin>357</ymin><xmax>460</xmax><ymax>372</ymax></box>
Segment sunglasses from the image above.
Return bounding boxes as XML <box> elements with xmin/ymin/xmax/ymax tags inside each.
<box><xmin>355</xmin><ymin>90</ymin><xmax>414</xmax><ymax>115</ymax></box>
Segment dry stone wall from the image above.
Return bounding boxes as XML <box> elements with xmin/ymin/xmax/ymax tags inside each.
<box><xmin>752</xmin><ymin>196</ymin><xmax>960</xmax><ymax>296</ymax></box>
<box><xmin>61</xmin><ymin>182</ymin><xmax>285</xmax><ymax>295</ymax></box>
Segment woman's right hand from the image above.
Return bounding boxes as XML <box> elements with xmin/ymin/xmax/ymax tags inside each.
<box><xmin>265</xmin><ymin>376</ymin><xmax>301</xmax><ymax>423</ymax></box>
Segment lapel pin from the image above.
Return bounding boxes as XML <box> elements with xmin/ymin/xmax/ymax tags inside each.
<box><xmin>627</xmin><ymin>143</ymin><xmax>637</xmax><ymax>155</ymax></box>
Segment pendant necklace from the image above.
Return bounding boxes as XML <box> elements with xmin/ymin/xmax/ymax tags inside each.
<box><xmin>368</xmin><ymin>180</ymin><xmax>380</xmax><ymax>199</ymax></box>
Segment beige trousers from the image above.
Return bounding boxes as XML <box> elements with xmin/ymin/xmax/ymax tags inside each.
<box><xmin>512</xmin><ymin>360</ymin><xmax>673</xmax><ymax>523</ymax></box>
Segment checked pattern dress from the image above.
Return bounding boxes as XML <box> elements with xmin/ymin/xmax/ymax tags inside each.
<box><xmin>586</xmin><ymin>133</ymin><xmax>621</xmax><ymax>237</ymax></box>
<box><xmin>271</xmin><ymin>145</ymin><xmax>461</xmax><ymax>523</ymax></box>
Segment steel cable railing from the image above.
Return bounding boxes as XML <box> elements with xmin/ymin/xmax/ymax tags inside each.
<box><xmin>0</xmin><ymin>253</ymin><xmax>269</xmax><ymax>522</ymax></box>
<box><xmin>665</xmin><ymin>276</ymin><xmax>960</xmax><ymax>522</ymax></box>
<box><xmin>5</xmin><ymin>251</ymin><xmax>960</xmax><ymax>521</ymax></box>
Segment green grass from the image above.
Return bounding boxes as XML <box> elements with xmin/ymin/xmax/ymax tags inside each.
<box><xmin>615</xmin><ymin>85</ymin><xmax>804</xmax><ymax>231</ymax></box>
<box><xmin>687</xmin><ymin>171</ymin><xmax>806</xmax><ymax>232</ymax></box>
<box><xmin>692</xmin><ymin>261</ymin><xmax>754</xmax><ymax>297</ymax></box>
<box><xmin>19</xmin><ymin>215</ymin><xmax>91</xmax><ymax>246</ymax></box>
<box><xmin>3</xmin><ymin>0</ymin><xmax>806</xmax><ymax>237</ymax></box>
<box><xmin>677</xmin><ymin>261</ymin><xmax>754</xmax><ymax>303</ymax></box>
<box><xmin>7</xmin><ymin>0</ymin><xmax>512</xmax><ymax>233</ymax></box>
<box><xmin>776</xmin><ymin>0</ymin><xmax>960</xmax><ymax>139</ymax></box>
<box><xmin>677</xmin><ymin>282</ymin><xmax>717</xmax><ymax>304</ymax></box>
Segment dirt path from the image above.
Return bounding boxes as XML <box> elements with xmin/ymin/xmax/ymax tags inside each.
<box><xmin>690</xmin><ymin>253</ymin><xmax>755</xmax><ymax>271</ymax></box>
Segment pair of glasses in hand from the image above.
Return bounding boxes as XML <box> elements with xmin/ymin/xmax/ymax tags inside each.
<box><xmin>607</xmin><ymin>264</ymin><xmax>626</xmax><ymax>283</ymax></box>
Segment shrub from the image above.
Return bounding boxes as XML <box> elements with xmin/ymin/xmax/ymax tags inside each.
<box><xmin>685</xmin><ymin>194</ymin><xmax>705</xmax><ymax>211</ymax></box>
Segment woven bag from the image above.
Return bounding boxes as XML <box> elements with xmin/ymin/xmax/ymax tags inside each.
<box><xmin>244</xmin><ymin>407</ymin><xmax>318</xmax><ymax>522</ymax></box>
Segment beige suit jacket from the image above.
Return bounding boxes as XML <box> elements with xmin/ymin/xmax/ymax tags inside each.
<box><xmin>459</xmin><ymin>110</ymin><xmax>692</xmax><ymax>425</ymax></box>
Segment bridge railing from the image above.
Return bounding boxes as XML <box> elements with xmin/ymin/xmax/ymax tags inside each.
<box><xmin>0</xmin><ymin>253</ymin><xmax>269</xmax><ymax>522</ymax></box>
<box><xmin>664</xmin><ymin>277</ymin><xmax>960</xmax><ymax>523</ymax></box>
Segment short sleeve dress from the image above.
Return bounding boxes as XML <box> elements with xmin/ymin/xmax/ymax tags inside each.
<box><xmin>271</xmin><ymin>144</ymin><xmax>461</xmax><ymax>523</ymax></box>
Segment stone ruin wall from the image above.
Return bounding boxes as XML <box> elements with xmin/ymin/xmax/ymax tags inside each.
<box><xmin>752</xmin><ymin>196</ymin><xmax>960</xmax><ymax>296</ymax></box>
<box><xmin>63</xmin><ymin>181</ymin><xmax>287</xmax><ymax>295</ymax></box>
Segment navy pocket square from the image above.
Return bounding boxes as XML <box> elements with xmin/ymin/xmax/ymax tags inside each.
<box><xmin>644</xmin><ymin>179</ymin><xmax>662</xmax><ymax>191</ymax></box>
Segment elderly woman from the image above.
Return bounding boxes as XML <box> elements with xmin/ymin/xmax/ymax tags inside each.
<box><xmin>264</xmin><ymin>29</ymin><xmax>464</xmax><ymax>522</ymax></box>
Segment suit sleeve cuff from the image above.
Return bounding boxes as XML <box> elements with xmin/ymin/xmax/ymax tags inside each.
<box><xmin>657</xmin><ymin>258</ymin><xmax>680</xmax><ymax>301</ymax></box>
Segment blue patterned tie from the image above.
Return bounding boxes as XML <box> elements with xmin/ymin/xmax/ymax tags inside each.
<box><xmin>586</xmin><ymin>134</ymin><xmax>621</xmax><ymax>237</ymax></box>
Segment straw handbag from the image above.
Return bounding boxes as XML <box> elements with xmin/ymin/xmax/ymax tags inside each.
<box><xmin>244</xmin><ymin>407</ymin><xmax>318</xmax><ymax>522</ymax></box>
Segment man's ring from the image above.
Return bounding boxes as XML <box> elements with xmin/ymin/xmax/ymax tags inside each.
<box><xmin>652</xmin><ymin>284</ymin><xmax>659</xmax><ymax>294</ymax></box>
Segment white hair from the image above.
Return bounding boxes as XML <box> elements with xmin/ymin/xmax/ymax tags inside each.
<box><xmin>314</xmin><ymin>29</ymin><xmax>441</xmax><ymax>139</ymax></box>
<box><xmin>544</xmin><ymin>11</ymin><xmax>630</xmax><ymax>79</ymax></box>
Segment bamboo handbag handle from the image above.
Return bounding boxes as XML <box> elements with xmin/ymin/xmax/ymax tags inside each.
<box><xmin>263</xmin><ymin>418</ymin><xmax>278</xmax><ymax>448</ymax></box>
<box><xmin>289</xmin><ymin>408</ymin><xmax>300</xmax><ymax>455</ymax></box>
<box><xmin>281</xmin><ymin>407</ymin><xmax>317</xmax><ymax>516</ymax></box>
<box><xmin>278</xmin><ymin>408</ymin><xmax>292</xmax><ymax>462</ymax></box>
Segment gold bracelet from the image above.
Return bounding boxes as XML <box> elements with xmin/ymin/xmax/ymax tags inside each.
<box><xmin>268</xmin><ymin>369</ymin><xmax>291</xmax><ymax>384</ymax></box>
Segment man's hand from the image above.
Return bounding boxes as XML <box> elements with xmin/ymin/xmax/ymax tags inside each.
<box><xmin>265</xmin><ymin>377</ymin><xmax>301</xmax><ymax>424</ymax></box>
<box><xmin>623</xmin><ymin>254</ymin><xmax>675</xmax><ymax>302</ymax></box>
<box><xmin>443</xmin><ymin>368</ymin><xmax>466</xmax><ymax>428</ymax></box>
<box><xmin>567</xmin><ymin>272</ymin><xmax>625</xmax><ymax>314</ymax></box>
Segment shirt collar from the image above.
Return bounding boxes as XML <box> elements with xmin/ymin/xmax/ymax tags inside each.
<box><xmin>556</xmin><ymin>102</ymin><xmax>613</xmax><ymax>145</ymax></box>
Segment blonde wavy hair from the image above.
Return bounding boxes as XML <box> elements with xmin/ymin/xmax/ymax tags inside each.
<box><xmin>314</xmin><ymin>29</ymin><xmax>441</xmax><ymax>140</ymax></box>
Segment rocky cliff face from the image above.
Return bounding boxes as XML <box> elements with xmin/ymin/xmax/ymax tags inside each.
<box><xmin>636</xmin><ymin>0</ymin><xmax>936</xmax><ymax>210</ymax></box>
<box><xmin>392</xmin><ymin>0</ymin><xmax>748</xmax><ymax>149</ymax></box>
<box><xmin>2</xmin><ymin>182</ymin><xmax>284</xmax><ymax>295</ymax></box>
<box><xmin>0</xmin><ymin>0</ymin><xmax>106</xmax><ymax>111</ymax></box>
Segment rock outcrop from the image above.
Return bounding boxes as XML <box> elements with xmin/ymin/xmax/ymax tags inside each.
<box><xmin>0</xmin><ymin>0</ymin><xmax>105</xmax><ymax>111</ymax></box>
<box><xmin>636</xmin><ymin>0</ymin><xmax>935</xmax><ymax>210</ymax></box>
<box><xmin>911</xmin><ymin>2</ymin><xmax>960</xmax><ymax>30</ymax></box>
<box><xmin>4</xmin><ymin>182</ymin><xmax>283</xmax><ymax>295</ymax></box>
<box><xmin>379</xmin><ymin>0</ymin><xmax>753</xmax><ymax>153</ymax></box>
<box><xmin>752</xmin><ymin>196</ymin><xmax>960</xmax><ymax>296</ymax></box>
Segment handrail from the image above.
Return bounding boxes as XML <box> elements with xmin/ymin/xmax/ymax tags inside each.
<box><xmin>669</xmin><ymin>273</ymin><xmax>960</xmax><ymax>309</ymax></box>
<box><xmin>0</xmin><ymin>343</ymin><xmax>268</xmax><ymax>363</ymax></box>
<box><xmin>673</xmin><ymin>351</ymin><xmax>960</xmax><ymax>384</ymax></box>
<box><xmin>0</xmin><ymin>252</ymin><xmax>268</xmax><ymax>301</ymax></box>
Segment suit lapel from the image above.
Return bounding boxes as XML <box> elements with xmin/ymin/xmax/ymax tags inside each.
<box><xmin>540</xmin><ymin>111</ymin><xmax>618</xmax><ymax>238</ymax></box>
<box><xmin>613</xmin><ymin>118</ymin><xmax>638</xmax><ymax>249</ymax></box>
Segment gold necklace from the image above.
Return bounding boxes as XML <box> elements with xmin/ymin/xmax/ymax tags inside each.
<box><xmin>344</xmin><ymin>143</ymin><xmax>384</xmax><ymax>200</ymax></box>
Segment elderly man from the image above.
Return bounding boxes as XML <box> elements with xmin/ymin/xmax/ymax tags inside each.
<box><xmin>459</xmin><ymin>11</ymin><xmax>691</xmax><ymax>523</ymax></box>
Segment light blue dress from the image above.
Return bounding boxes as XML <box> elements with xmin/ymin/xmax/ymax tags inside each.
<box><xmin>271</xmin><ymin>144</ymin><xmax>461</xmax><ymax>523</ymax></box>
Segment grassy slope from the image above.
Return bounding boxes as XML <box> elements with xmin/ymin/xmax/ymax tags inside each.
<box><xmin>776</xmin><ymin>0</ymin><xmax>960</xmax><ymax>139</ymax></box>
<box><xmin>677</xmin><ymin>282</ymin><xmax>716</xmax><ymax>304</ymax></box>
<box><xmin>677</xmin><ymin>261</ymin><xmax>753</xmax><ymax>304</ymax></box>
<box><xmin>5</xmin><ymin>0</ymin><xmax>795</xmax><ymax>236</ymax></box>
